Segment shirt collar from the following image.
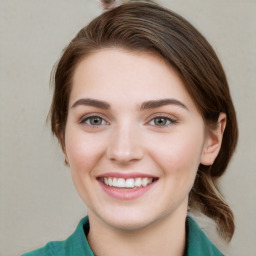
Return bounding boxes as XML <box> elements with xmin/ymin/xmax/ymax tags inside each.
<box><xmin>70</xmin><ymin>215</ymin><xmax>224</xmax><ymax>256</ymax></box>
<box><xmin>186</xmin><ymin>216</ymin><xmax>224</xmax><ymax>256</ymax></box>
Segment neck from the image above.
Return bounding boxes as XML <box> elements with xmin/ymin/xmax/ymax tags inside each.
<box><xmin>87</xmin><ymin>207</ymin><xmax>187</xmax><ymax>256</ymax></box>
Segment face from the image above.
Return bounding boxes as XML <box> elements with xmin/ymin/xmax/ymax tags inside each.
<box><xmin>64</xmin><ymin>48</ymin><xmax>212</xmax><ymax>230</ymax></box>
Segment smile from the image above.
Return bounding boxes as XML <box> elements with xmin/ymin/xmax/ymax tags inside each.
<box><xmin>99</xmin><ymin>177</ymin><xmax>157</xmax><ymax>189</ymax></box>
<box><xmin>97</xmin><ymin>173</ymin><xmax>159</xmax><ymax>200</ymax></box>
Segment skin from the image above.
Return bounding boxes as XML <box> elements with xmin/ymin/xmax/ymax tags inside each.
<box><xmin>64</xmin><ymin>48</ymin><xmax>226</xmax><ymax>256</ymax></box>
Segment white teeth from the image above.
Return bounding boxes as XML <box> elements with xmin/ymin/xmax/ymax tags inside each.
<box><xmin>142</xmin><ymin>177</ymin><xmax>149</xmax><ymax>187</ymax></box>
<box><xmin>101</xmin><ymin>177</ymin><xmax>155</xmax><ymax>188</ymax></box>
<box><xmin>113</xmin><ymin>178</ymin><xmax>117</xmax><ymax>186</ymax></box>
<box><xmin>126</xmin><ymin>178</ymin><xmax>135</xmax><ymax>188</ymax></box>
<box><xmin>134</xmin><ymin>178</ymin><xmax>142</xmax><ymax>187</ymax></box>
<box><xmin>108</xmin><ymin>177</ymin><xmax>112</xmax><ymax>186</ymax></box>
<box><xmin>117</xmin><ymin>178</ymin><xmax>126</xmax><ymax>187</ymax></box>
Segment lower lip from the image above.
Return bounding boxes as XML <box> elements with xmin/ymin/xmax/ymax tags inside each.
<box><xmin>98</xmin><ymin>180</ymin><xmax>157</xmax><ymax>200</ymax></box>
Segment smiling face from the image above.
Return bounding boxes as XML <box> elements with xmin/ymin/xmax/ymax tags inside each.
<box><xmin>64</xmin><ymin>48</ymin><xmax>214</xmax><ymax>230</ymax></box>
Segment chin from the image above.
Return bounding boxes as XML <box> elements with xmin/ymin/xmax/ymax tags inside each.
<box><xmin>93</xmin><ymin>207</ymin><xmax>172</xmax><ymax>232</ymax></box>
<box><xmin>106</xmin><ymin>217</ymin><xmax>156</xmax><ymax>231</ymax></box>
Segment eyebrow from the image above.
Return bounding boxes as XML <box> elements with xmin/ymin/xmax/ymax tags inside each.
<box><xmin>140</xmin><ymin>98</ymin><xmax>188</xmax><ymax>111</ymax></box>
<box><xmin>71</xmin><ymin>98</ymin><xmax>110</xmax><ymax>109</ymax></box>
<box><xmin>71</xmin><ymin>98</ymin><xmax>188</xmax><ymax>111</ymax></box>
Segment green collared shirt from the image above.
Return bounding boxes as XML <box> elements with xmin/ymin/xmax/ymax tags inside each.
<box><xmin>22</xmin><ymin>216</ymin><xmax>224</xmax><ymax>256</ymax></box>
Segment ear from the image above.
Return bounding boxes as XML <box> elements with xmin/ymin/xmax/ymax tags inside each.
<box><xmin>60</xmin><ymin>132</ymin><xmax>70</xmax><ymax>167</ymax></box>
<box><xmin>64</xmin><ymin>151</ymin><xmax>70</xmax><ymax>167</ymax></box>
<box><xmin>200</xmin><ymin>113</ymin><xmax>226</xmax><ymax>166</ymax></box>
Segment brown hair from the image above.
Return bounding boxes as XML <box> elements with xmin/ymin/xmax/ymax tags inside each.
<box><xmin>49</xmin><ymin>1</ymin><xmax>238</xmax><ymax>241</ymax></box>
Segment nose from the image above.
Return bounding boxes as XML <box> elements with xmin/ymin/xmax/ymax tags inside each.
<box><xmin>106</xmin><ymin>124</ymin><xmax>144</xmax><ymax>164</ymax></box>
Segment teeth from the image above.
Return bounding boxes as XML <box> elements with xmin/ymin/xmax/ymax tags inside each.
<box><xmin>117</xmin><ymin>178</ymin><xmax>126</xmax><ymax>187</ymax></box>
<box><xmin>101</xmin><ymin>177</ymin><xmax>154</xmax><ymax>188</ymax></box>
<box><xmin>142</xmin><ymin>177</ymin><xmax>148</xmax><ymax>187</ymax></box>
<box><xmin>113</xmin><ymin>178</ymin><xmax>117</xmax><ymax>186</ymax></box>
<box><xmin>134</xmin><ymin>178</ymin><xmax>142</xmax><ymax>187</ymax></box>
<box><xmin>126</xmin><ymin>178</ymin><xmax>134</xmax><ymax>188</ymax></box>
<box><xmin>108</xmin><ymin>177</ymin><xmax>112</xmax><ymax>186</ymax></box>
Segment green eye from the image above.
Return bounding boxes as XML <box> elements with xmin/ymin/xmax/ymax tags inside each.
<box><xmin>83</xmin><ymin>116</ymin><xmax>107</xmax><ymax>126</ymax></box>
<box><xmin>151</xmin><ymin>117</ymin><xmax>170</xmax><ymax>126</ymax></box>
<box><xmin>149</xmin><ymin>116</ymin><xmax>177</xmax><ymax>127</ymax></box>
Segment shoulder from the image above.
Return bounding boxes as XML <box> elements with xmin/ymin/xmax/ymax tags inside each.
<box><xmin>21</xmin><ymin>240</ymin><xmax>67</xmax><ymax>256</ymax></box>
<box><xmin>21</xmin><ymin>216</ymin><xmax>95</xmax><ymax>256</ymax></box>
<box><xmin>187</xmin><ymin>216</ymin><xmax>225</xmax><ymax>256</ymax></box>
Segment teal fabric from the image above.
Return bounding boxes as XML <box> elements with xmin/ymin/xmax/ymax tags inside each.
<box><xmin>22</xmin><ymin>217</ymin><xmax>94</xmax><ymax>256</ymax></box>
<box><xmin>186</xmin><ymin>217</ymin><xmax>224</xmax><ymax>256</ymax></box>
<box><xmin>22</xmin><ymin>216</ymin><xmax>224</xmax><ymax>256</ymax></box>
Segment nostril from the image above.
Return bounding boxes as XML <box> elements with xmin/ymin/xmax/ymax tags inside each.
<box><xmin>106</xmin><ymin>147</ymin><xmax>144</xmax><ymax>163</ymax></box>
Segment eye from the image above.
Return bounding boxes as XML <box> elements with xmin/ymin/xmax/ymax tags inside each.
<box><xmin>80</xmin><ymin>115</ymin><xmax>108</xmax><ymax>126</ymax></box>
<box><xmin>148</xmin><ymin>115</ymin><xmax>178</xmax><ymax>127</ymax></box>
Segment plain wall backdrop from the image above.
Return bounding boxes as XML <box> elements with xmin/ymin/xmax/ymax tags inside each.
<box><xmin>0</xmin><ymin>0</ymin><xmax>255</xmax><ymax>255</ymax></box>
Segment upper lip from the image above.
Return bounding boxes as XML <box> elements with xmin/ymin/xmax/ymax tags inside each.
<box><xmin>96</xmin><ymin>172</ymin><xmax>158</xmax><ymax>179</ymax></box>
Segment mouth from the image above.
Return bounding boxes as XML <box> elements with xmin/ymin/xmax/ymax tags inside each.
<box><xmin>98</xmin><ymin>177</ymin><xmax>158</xmax><ymax>189</ymax></box>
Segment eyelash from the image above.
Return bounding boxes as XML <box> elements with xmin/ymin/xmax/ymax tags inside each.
<box><xmin>79</xmin><ymin>113</ymin><xmax>178</xmax><ymax>128</ymax></box>
<box><xmin>79</xmin><ymin>114</ymin><xmax>109</xmax><ymax>127</ymax></box>
<box><xmin>147</xmin><ymin>114</ymin><xmax>178</xmax><ymax>128</ymax></box>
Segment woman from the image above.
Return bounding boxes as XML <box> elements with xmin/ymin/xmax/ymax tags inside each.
<box><xmin>23</xmin><ymin>1</ymin><xmax>238</xmax><ymax>255</ymax></box>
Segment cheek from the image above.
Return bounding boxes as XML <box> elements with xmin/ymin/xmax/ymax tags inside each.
<box><xmin>64</xmin><ymin>128</ymin><xmax>107</xmax><ymax>207</ymax></box>
<box><xmin>150</xmin><ymin>131</ymin><xmax>204</xmax><ymax>180</ymax></box>
<box><xmin>65</xmin><ymin>129</ymin><xmax>105</xmax><ymax>174</ymax></box>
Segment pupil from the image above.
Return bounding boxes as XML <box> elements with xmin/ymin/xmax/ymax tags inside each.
<box><xmin>155</xmin><ymin>118</ymin><xmax>166</xmax><ymax>126</ymax></box>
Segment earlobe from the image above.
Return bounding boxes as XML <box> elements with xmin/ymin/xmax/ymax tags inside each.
<box><xmin>60</xmin><ymin>132</ymin><xmax>70</xmax><ymax>167</ymax></box>
<box><xmin>63</xmin><ymin>147</ymin><xmax>70</xmax><ymax>167</ymax></box>
<box><xmin>63</xmin><ymin>148</ymin><xmax>70</xmax><ymax>167</ymax></box>
<box><xmin>64</xmin><ymin>155</ymin><xmax>70</xmax><ymax>167</ymax></box>
<box><xmin>200</xmin><ymin>113</ymin><xmax>226</xmax><ymax>166</ymax></box>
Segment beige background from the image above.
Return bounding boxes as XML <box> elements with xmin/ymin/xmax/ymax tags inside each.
<box><xmin>0</xmin><ymin>0</ymin><xmax>255</xmax><ymax>255</ymax></box>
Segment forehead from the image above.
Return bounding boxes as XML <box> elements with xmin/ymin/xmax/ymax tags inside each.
<box><xmin>70</xmin><ymin>48</ymin><xmax>196</xmax><ymax>111</ymax></box>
